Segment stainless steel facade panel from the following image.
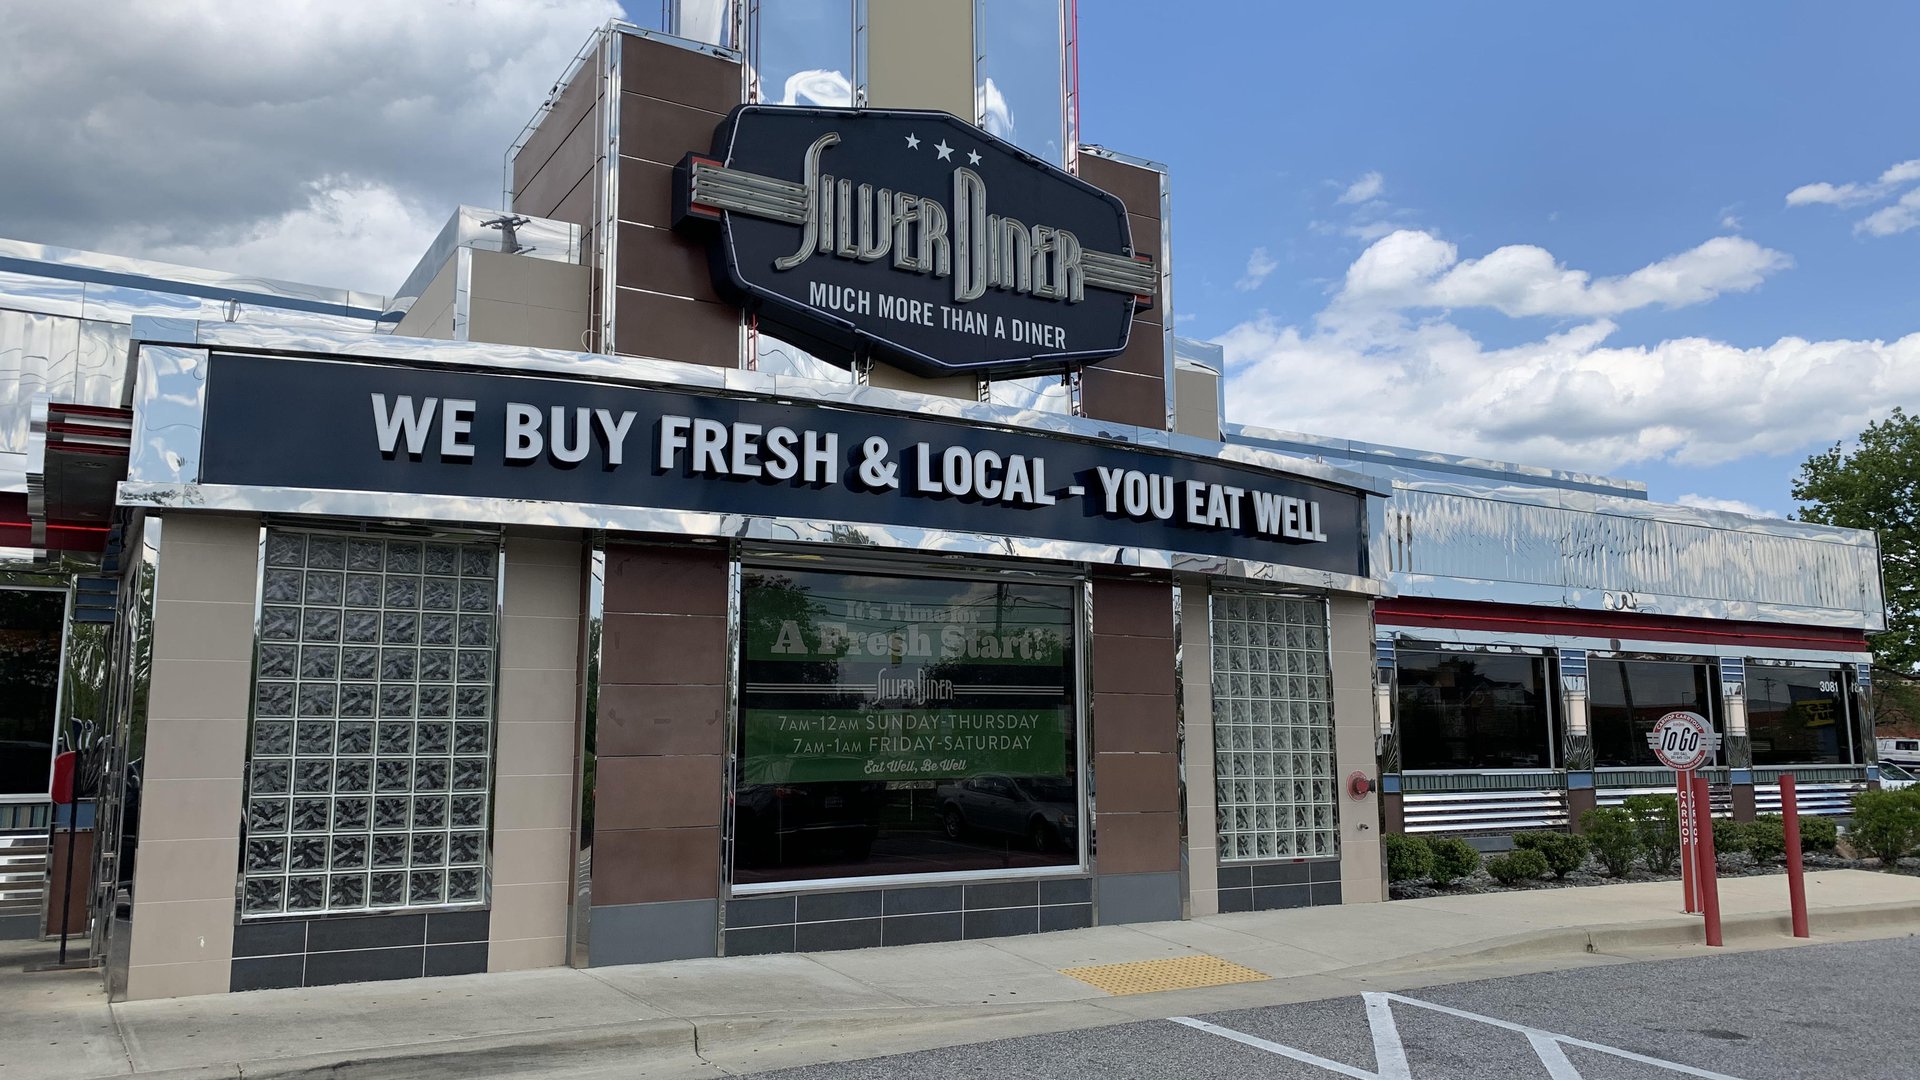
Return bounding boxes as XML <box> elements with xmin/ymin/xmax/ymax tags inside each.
<box><xmin>1378</xmin><ymin>486</ymin><xmax>1884</xmax><ymax>629</ymax></box>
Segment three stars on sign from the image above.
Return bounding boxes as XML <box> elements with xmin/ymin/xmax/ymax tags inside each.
<box><xmin>907</xmin><ymin>133</ymin><xmax>983</xmax><ymax>166</ymax></box>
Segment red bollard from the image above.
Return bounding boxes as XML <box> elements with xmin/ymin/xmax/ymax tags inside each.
<box><xmin>1780</xmin><ymin>773</ymin><xmax>1811</xmax><ymax>938</ymax></box>
<box><xmin>1692</xmin><ymin>774</ymin><xmax>1723</xmax><ymax>947</ymax></box>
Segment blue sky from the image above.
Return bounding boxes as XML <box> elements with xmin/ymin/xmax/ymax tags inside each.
<box><xmin>1077</xmin><ymin>2</ymin><xmax>1920</xmax><ymax>515</ymax></box>
<box><xmin>9</xmin><ymin>1</ymin><xmax>1914</xmax><ymax>518</ymax></box>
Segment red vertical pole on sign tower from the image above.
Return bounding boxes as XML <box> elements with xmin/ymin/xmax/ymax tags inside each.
<box><xmin>1780</xmin><ymin>773</ymin><xmax>1810</xmax><ymax>938</ymax></box>
<box><xmin>1677</xmin><ymin>774</ymin><xmax>1698</xmax><ymax>913</ymax></box>
<box><xmin>1692</xmin><ymin>773</ymin><xmax>1722</xmax><ymax>947</ymax></box>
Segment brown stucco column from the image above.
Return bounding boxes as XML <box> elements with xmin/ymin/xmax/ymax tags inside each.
<box><xmin>509</xmin><ymin>31</ymin><xmax>744</xmax><ymax>365</ymax></box>
<box><xmin>1567</xmin><ymin>786</ymin><xmax>1598</xmax><ymax>831</ymax></box>
<box><xmin>1089</xmin><ymin>574</ymin><xmax>1181</xmax><ymax>923</ymax></box>
<box><xmin>587</xmin><ymin>542</ymin><xmax>730</xmax><ymax>964</ymax></box>
<box><xmin>1731</xmin><ymin>783</ymin><xmax>1758</xmax><ymax>821</ymax></box>
<box><xmin>1075</xmin><ymin>155</ymin><xmax>1168</xmax><ymax>430</ymax></box>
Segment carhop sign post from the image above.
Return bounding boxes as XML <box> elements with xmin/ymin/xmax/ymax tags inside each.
<box><xmin>1648</xmin><ymin>710</ymin><xmax>1723</xmax><ymax>944</ymax></box>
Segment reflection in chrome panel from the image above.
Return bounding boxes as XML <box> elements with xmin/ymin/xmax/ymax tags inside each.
<box><xmin>1379</xmin><ymin>485</ymin><xmax>1884</xmax><ymax>628</ymax></box>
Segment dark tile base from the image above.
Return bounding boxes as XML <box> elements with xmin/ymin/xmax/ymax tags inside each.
<box><xmin>1216</xmin><ymin>859</ymin><xmax>1343</xmax><ymax>914</ymax></box>
<box><xmin>0</xmin><ymin>912</ymin><xmax>42</xmax><ymax>940</ymax></box>
<box><xmin>725</xmin><ymin>878</ymin><xmax>1092</xmax><ymax>957</ymax></box>
<box><xmin>229</xmin><ymin>909</ymin><xmax>489</xmax><ymax>992</ymax></box>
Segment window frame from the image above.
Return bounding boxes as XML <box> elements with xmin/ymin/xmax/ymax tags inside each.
<box><xmin>728</xmin><ymin>553</ymin><xmax>1090</xmax><ymax>895</ymax></box>
<box><xmin>238</xmin><ymin>525</ymin><xmax>503</xmax><ymax>921</ymax></box>
<box><xmin>1587</xmin><ymin>654</ymin><xmax>1722</xmax><ymax>772</ymax></box>
<box><xmin>1392</xmin><ymin>644</ymin><xmax>1559</xmax><ymax>774</ymax></box>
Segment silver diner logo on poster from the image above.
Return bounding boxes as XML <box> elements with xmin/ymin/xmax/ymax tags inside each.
<box><xmin>675</xmin><ymin>105</ymin><xmax>1157</xmax><ymax>379</ymax></box>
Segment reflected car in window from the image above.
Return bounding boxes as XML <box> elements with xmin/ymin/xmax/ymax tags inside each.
<box><xmin>936</xmin><ymin>773</ymin><xmax>1076</xmax><ymax>851</ymax></box>
<box><xmin>1879</xmin><ymin>761</ymin><xmax>1919</xmax><ymax>791</ymax></box>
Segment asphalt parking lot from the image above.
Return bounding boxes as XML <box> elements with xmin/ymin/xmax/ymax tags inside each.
<box><xmin>747</xmin><ymin>935</ymin><xmax>1920</xmax><ymax>1079</ymax></box>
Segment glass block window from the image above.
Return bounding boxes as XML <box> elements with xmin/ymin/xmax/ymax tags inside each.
<box><xmin>1211</xmin><ymin>593</ymin><xmax>1337</xmax><ymax>862</ymax></box>
<box><xmin>243</xmin><ymin>530</ymin><xmax>497</xmax><ymax>917</ymax></box>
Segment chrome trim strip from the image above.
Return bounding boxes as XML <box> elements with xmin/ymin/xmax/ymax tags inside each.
<box><xmin>119</xmin><ymin>482</ymin><xmax>1384</xmax><ymax>596</ymax></box>
<box><xmin>25</xmin><ymin>399</ymin><xmax>48</xmax><ymax>547</ymax></box>
<box><xmin>1226</xmin><ymin>419</ymin><xmax>1648</xmax><ymax>498</ymax></box>
<box><xmin>0</xmin><ymin>238</ymin><xmax>390</xmax><ymax>323</ymax></box>
<box><xmin>104</xmin><ymin>514</ymin><xmax>161</xmax><ymax>1002</ymax></box>
<box><xmin>1077</xmin><ymin>145</ymin><xmax>1168</xmax><ymax>172</ymax></box>
<box><xmin>569</xmin><ymin>539</ymin><xmax>603</xmax><ymax>967</ymax></box>
<box><xmin>601</xmin><ymin>30</ymin><xmax>622</xmax><ymax>355</ymax></box>
<box><xmin>1381</xmin><ymin>625</ymin><xmax>1869</xmax><ymax>666</ymax></box>
<box><xmin>123</xmin><ymin>319</ymin><xmax>1391</xmax><ymax>496</ymax></box>
<box><xmin>451</xmin><ymin>247</ymin><xmax>472</xmax><ymax>343</ymax></box>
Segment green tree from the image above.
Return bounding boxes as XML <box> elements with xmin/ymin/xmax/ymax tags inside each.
<box><xmin>1793</xmin><ymin>407</ymin><xmax>1920</xmax><ymax>668</ymax></box>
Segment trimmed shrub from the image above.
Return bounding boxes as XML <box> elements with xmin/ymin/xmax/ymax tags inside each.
<box><xmin>1624</xmin><ymin>794</ymin><xmax>1681</xmax><ymax>873</ymax></box>
<box><xmin>1739</xmin><ymin>816</ymin><xmax>1788</xmax><ymax>862</ymax></box>
<box><xmin>1850</xmin><ymin>788</ymin><xmax>1920</xmax><ymax>868</ymax></box>
<box><xmin>1514</xmin><ymin>831</ymin><xmax>1591</xmax><ymax>878</ymax></box>
<box><xmin>1798</xmin><ymin>815</ymin><xmax>1839</xmax><ymax>854</ymax></box>
<box><xmin>1485</xmin><ymin>848</ymin><xmax>1550</xmax><ymax>886</ymax></box>
<box><xmin>1385</xmin><ymin>833</ymin><xmax>1435</xmax><ymax>883</ymax></box>
<box><xmin>1712</xmin><ymin>819</ymin><xmax>1751</xmax><ymax>856</ymax></box>
<box><xmin>1428</xmin><ymin>837</ymin><xmax>1481</xmax><ymax>886</ymax></box>
<box><xmin>1580</xmin><ymin>806</ymin><xmax>1640</xmax><ymax>877</ymax></box>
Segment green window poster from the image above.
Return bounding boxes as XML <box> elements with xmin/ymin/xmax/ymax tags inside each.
<box><xmin>739</xmin><ymin>569</ymin><xmax>1075</xmax><ymax>785</ymax></box>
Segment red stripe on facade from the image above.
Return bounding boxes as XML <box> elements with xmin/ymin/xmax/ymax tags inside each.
<box><xmin>1376</xmin><ymin>597</ymin><xmax>1871</xmax><ymax>652</ymax></box>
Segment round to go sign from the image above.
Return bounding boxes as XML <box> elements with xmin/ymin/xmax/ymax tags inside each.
<box><xmin>1650</xmin><ymin>711</ymin><xmax>1714</xmax><ymax>771</ymax></box>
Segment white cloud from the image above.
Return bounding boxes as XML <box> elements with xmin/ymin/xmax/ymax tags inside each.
<box><xmin>1786</xmin><ymin>158</ymin><xmax>1920</xmax><ymax>207</ymax></box>
<box><xmin>780</xmin><ymin>69</ymin><xmax>853</xmax><ymax>107</ymax></box>
<box><xmin>1337</xmin><ymin>171</ymin><xmax>1384</xmax><ymax>205</ymax></box>
<box><xmin>1720</xmin><ymin>213</ymin><xmax>1742</xmax><ymax>230</ymax></box>
<box><xmin>1674</xmin><ymin>494</ymin><xmax>1783</xmax><ymax>520</ymax></box>
<box><xmin>1237</xmin><ymin>247</ymin><xmax>1278</xmax><ymax>291</ymax></box>
<box><xmin>1786</xmin><ymin>156</ymin><xmax>1920</xmax><ymax>238</ymax></box>
<box><xmin>0</xmin><ymin>0</ymin><xmax>619</xmax><ymax>292</ymax></box>
<box><xmin>1334</xmin><ymin>230</ymin><xmax>1789</xmax><ymax>318</ymax></box>
<box><xmin>115</xmin><ymin>178</ymin><xmax>441</xmax><ymax>296</ymax></box>
<box><xmin>1217</xmin><ymin>304</ymin><xmax>1920</xmax><ymax>470</ymax></box>
<box><xmin>977</xmin><ymin>78</ymin><xmax>1014</xmax><ymax>140</ymax></box>
<box><xmin>1856</xmin><ymin>187</ymin><xmax>1920</xmax><ymax>238</ymax></box>
<box><xmin>1221</xmin><ymin>308</ymin><xmax>1920</xmax><ymax>469</ymax></box>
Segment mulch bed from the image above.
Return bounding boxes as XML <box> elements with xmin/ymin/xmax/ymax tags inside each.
<box><xmin>1388</xmin><ymin>850</ymin><xmax>1920</xmax><ymax>900</ymax></box>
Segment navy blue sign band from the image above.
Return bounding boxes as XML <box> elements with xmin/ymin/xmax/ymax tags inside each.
<box><xmin>197</xmin><ymin>352</ymin><xmax>1365</xmax><ymax>577</ymax></box>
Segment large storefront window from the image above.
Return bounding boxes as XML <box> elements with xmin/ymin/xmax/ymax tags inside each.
<box><xmin>1590</xmin><ymin>658</ymin><xmax>1717</xmax><ymax>768</ymax></box>
<box><xmin>1396</xmin><ymin>648</ymin><xmax>1554</xmax><ymax>771</ymax></box>
<box><xmin>1747</xmin><ymin>664</ymin><xmax>1856</xmax><ymax>765</ymax></box>
<box><xmin>735</xmin><ymin>566</ymin><xmax>1079</xmax><ymax>885</ymax></box>
<box><xmin>240</xmin><ymin>530</ymin><xmax>498</xmax><ymax>917</ymax></box>
<box><xmin>0</xmin><ymin>589</ymin><xmax>66</xmax><ymax>795</ymax></box>
<box><xmin>1212</xmin><ymin>594</ymin><xmax>1336</xmax><ymax>862</ymax></box>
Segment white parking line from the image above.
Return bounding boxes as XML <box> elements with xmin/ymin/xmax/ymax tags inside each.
<box><xmin>1170</xmin><ymin>991</ymin><xmax>1750</xmax><ymax>1080</ymax></box>
<box><xmin>1168</xmin><ymin>1016</ymin><xmax>1386</xmax><ymax>1080</ymax></box>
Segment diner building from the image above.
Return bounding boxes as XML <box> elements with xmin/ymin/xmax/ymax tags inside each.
<box><xmin>1222</xmin><ymin>423</ymin><xmax>1884</xmax><ymax>837</ymax></box>
<box><xmin>0</xmin><ymin>2</ymin><xmax>1884</xmax><ymax>1004</ymax></box>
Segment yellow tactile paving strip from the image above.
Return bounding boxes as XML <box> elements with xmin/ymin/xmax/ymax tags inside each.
<box><xmin>1059</xmin><ymin>954</ymin><xmax>1271</xmax><ymax>996</ymax></box>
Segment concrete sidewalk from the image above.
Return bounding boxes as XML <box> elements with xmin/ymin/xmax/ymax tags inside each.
<box><xmin>7</xmin><ymin>869</ymin><xmax>1918</xmax><ymax>1080</ymax></box>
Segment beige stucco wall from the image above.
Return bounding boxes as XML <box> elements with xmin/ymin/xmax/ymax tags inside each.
<box><xmin>394</xmin><ymin>256</ymin><xmax>458</xmax><ymax>341</ymax></box>
<box><xmin>487</xmin><ymin>534</ymin><xmax>586</xmax><ymax>971</ymax></box>
<box><xmin>857</xmin><ymin>0</ymin><xmax>978</xmax><ymax>402</ymax></box>
<box><xmin>866</xmin><ymin>0</ymin><xmax>974</xmax><ymax>116</ymax></box>
<box><xmin>124</xmin><ymin>513</ymin><xmax>259</xmax><ymax>1000</ymax></box>
<box><xmin>467</xmin><ymin>250</ymin><xmax>592</xmax><ymax>351</ymax></box>
<box><xmin>1331</xmin><ymin>592</ymin><xmax>1384</xmax><ymax>902</ymax></box>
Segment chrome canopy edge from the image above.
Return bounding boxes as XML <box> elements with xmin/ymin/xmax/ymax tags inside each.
<box><xmin>116</xmin><ymin>481</ymin><xmax>1384</xmax><ymax>596</ymax></box>
<box><xmin>122</xmin><ymin>319</ymin><xmax>1390</xmax><ymax>496</ymax></box>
